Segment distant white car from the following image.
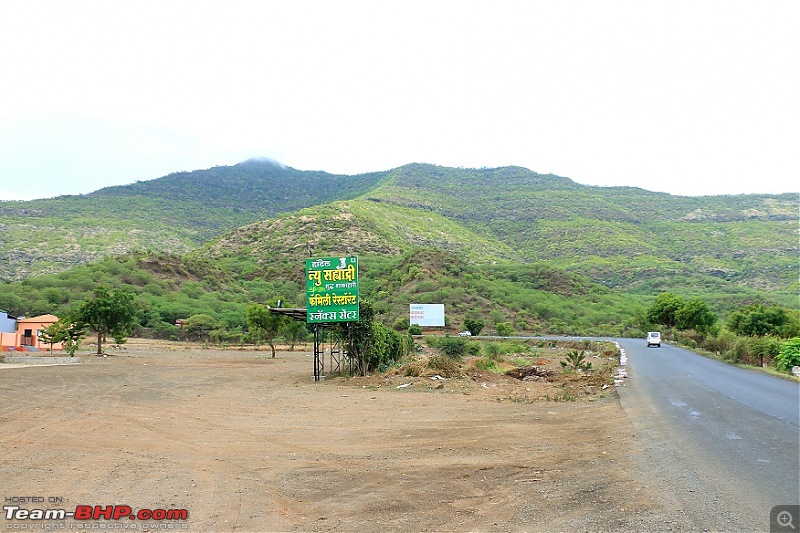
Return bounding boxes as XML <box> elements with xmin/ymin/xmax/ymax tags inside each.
<box><xmin>646</xmin><ymin>331</ymin><xmax>661</xmax><ymax>348</ymax></box>
<box><xmin>458</xmin><ymin>331</ymin><xmax>472</xmax><ymax>337</ymax></box>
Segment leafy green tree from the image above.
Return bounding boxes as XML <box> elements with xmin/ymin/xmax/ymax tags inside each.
<box><xmin>280</xmin><ymin>318</ymin><xmax>309</xmax><ymax>350</ymax></box>
<box><xmin>184</xmin><ymin>314</ymin><xmax>219</xmax><ymax>342</ymax></box>
<box><xmin>495</xmin><ymin>322</ymin><xmax>514</xmax><ymax>336</ymax></box>
<box><xmin>52</xmin><ymin>314</ymin><xmax>86</xmax><ymax>357</ymax></box>
<box><xmin>37</xmin><ymin>317</ymin><xmax>84</xmax><ymax>356</ymax></box>
<box><xmin>332</xmin><ymin>300</ymin><xmax>375</xmax><ymax>375</ymax></box>
<box><xmin>38</xmin><ymin>322</ymin><xmax>64</xmax><ymax>353</ymax></box>
<box><xmin>76</xmin><ymin>288</ymin><xmax>137</xmax><ymax>355</ymax></box>
<box><xmin>488</xmin><ymin>309</ymin><xmax>505</xmax><ymax>326</ymax></box>
<box><xmin>329</xmin><ymin>300</ymin><xmax>409</xmax><ymax>374</ymax></box>
<box><xmin>647</xmin><ymin>292</ymin><xmax>685</xmax><ymax>328</ymax></box>
<box><xmin>727</xmin><ymin>304</ymin><xmax>789</xmax><ymax>337</ymax></box>
<box><xmin>370</xmin><ymin>322</ymin><xmax>406</xmax><ymax>372</ymax></box>
<box><xmin>675</xmin><ymin>299</ymin><xmax>717</xmax><ymax>335</ymax></box>
<box><xmin>245</xmin><ymin>301</ymin><xmax>286</xmax><ymax>358</ymax></box>
<box><xmin>463</xmin><ymin>318</ymin><xmax>484</xmax><ymax>336</ymax></box>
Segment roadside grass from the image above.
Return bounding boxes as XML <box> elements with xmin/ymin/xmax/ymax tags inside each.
<box><xmin>737</xmin><ymin>363</ymin><xmax>800</xmax><ymax>382</ymax></box>
<box><xmin>680</xmin><ymin>344</ymin><xmax>800</xmax><ymax>382</ymax></box>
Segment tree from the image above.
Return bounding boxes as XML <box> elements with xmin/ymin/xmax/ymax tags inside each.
<box><xmin>76</xmin><ymin>288</ymin><xmax>137</xmax><ymax>355</ymax></box>
<box><xmin>330</xmin><ymin>300</ymin><xmax>410</xmax><ymax>375</ymax></box>
<box><xmin>39</xmin><ymin>318</ymin><xmax>86</xmax><ymax>355</ymax></box>
<box><xmin>463</xmin><ymin>318</ymin><xmax>484</xmax><ymax>336</ymax></box>
<box><xmin>727</xmin><ymin>304</ymin><xmax>789</xmax><ymax>337</ymax></box>
<box><xmin>646</xmin><ymin>292</ymin><xmax>685</xmax><ymax>328</ymax></box>
<box><xmin>184</xmin><ymin>314</ymin><xmax>219</xmax><ymax>342</ymax></box>
<box><xmin>369</xmin><ymin>322</ymin><xmax>408</xmax><ymax>372</ymax></box>
<box><xmin>245</xmin><ymin>302</ymin><xmax>285</xmax><ymax>358</ymax></box>
<box><xmin>495</xmin><ymin>322</ymin><xmax>514</xmax><ymax>336</ymax></box>
<box><xmin>280</xmin><ymin>319</ymin><xmax>309</xmax><ymax>350</ymax></box>
<box><xmin>332</xmin><ymin>300</ymin><xmax>375</xmax><ymax>375</ymax></box>
<box><xmin>52</xmin><ymin>314</ymin><xmax>86</xmax><ymax>357</ymax></box>
<box><xmin>38</xmin><ymin>322</ymin><xmax>65</xmax><ymax>354</ymax></box>
<box><xmin>488</xmin><ymin>309</ymin><xmax>505</xmax><ymax>326</ymax></box>
<box><xmin>675</xmin><ymin>298</ymin><xmax>717</xmax><ymax>335</ymax></box>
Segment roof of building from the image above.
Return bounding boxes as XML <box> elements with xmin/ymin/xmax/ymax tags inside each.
<box><xmin>17</xmin><ymin>314</ymin><xmax>59</xmax><ymax>323</ymax></box>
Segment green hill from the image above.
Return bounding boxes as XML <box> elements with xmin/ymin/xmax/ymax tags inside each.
<box><xmin>193</xmin><ymin>163</ymin><xmax>796</xmax><ymax>310</ymax></box>
<box><xmin>363</xmin><ymin>164</ymin><xmax>798</xmax><ymax>306</ymax></box>
<box><xmin>0</xmin><ymin>161</ymin><xmax>796</xmax><ymax>336</ymax></box>
<box><xmin>0</xmin><ymin>159</ymin><xmax>384</xmax><ymax>280</ymax></box>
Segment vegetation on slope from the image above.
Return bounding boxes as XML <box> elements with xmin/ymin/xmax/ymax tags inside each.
<box><xmin>366</xmin><ymin>164</ymin><xmax>798</xmax><ymax>305</ymax></box>
<box><xmin>0</xmin><ymin>246</ymin><xmax>643</xmax><ymax>341</ymax></box>
<box><xmin>0</xmin><ymin>159</ymin><xmax>386</xmax><ymax>281</ymax></box>
<box><xmin>0</xmin><ymin>161</ymin><xmax>796</xmax><ymax>346</ymax></box>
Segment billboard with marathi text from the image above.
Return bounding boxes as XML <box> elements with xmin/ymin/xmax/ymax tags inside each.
<box><xmin>409</xmin><ymin>304</ymin><xmax>445</xmax><ymax>327</ymax></box>
<box><xmin>305</xmin><ymin>256</ymin><xmax>359</xmax><ymax>323</ymax></box>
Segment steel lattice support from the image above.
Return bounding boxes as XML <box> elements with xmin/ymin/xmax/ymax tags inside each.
<box><xmin>313</xmin><ymin>324</ymin><xmax>323</xmax><ymax>382</ymax></box>
<box><xmin>266</xmin><ymin>308</ymin><xmax>353</xmax><ymax>382</ymax></box>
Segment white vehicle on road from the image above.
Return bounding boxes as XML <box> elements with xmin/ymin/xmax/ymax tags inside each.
<box><xmin>646</xmin><ymin>331</ymin><xmax>661</xmax><ymax>347</ymax></box>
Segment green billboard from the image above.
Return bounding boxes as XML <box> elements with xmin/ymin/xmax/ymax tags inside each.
<box><xmin>305</xmin><ymin>256</ymin><xmax>359</xmax><ymax>323</ymax></box>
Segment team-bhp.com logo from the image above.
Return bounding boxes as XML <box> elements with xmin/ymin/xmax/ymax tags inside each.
<box><xmin>4</xmin><ymin>504</ymin><xmax>188</xmax><ymax>524</ymax></box>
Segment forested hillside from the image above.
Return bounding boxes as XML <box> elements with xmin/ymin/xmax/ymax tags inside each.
<box><xmin>0</xmin><ymin>160</ymin><xmax>796</xmax><ymax>336</ymax></box>
<box><xmin>365</xmin><ymin>164</ymin><xmax>798</xmax><ymax>305</ymax></box>
<box><xmin>0</xmin><ymin>159</ymin><xmax>384</xmax><ymax>280</ymax></box>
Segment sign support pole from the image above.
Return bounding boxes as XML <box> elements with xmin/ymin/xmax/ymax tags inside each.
<box><xmin>313</xmin><ymin>324</ymin><xmax>322</xmax><ymax>382</ymax></box>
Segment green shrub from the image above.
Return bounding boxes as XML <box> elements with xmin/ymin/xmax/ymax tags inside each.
<box><xmin>484</xmin><ymin>342</ymin><xmax>502</xmax><ymax>360</ymax></box>
<box><xmin>475</xmin><ymin>358</ymin><xmax>499</xmax><ymax>372</ymax></box>
<box><xmin>560</xmin><ymin>350</ymin><xmax>593</xmax><ymax>372</ymax></box>
<box><xmin>722</xmin><ymin>336</ymin><xmax>749</xmax><ymax>364</ymax></box>
<box><xmin>369</xmin><ymin>323</ymin><xmax>408</xmax><ymax>371</ymax></box>
<box><xmin>753</xmin><ymin>336</ymin><xmax>781</xmax><ymax>356</ymax></box>
<box><xmin>393</xmin><ymin>317</ymin><xmax>410</xmax><ymax>331</ymax></box>
<box><xmin>426</xmin><ymin>336</ymin><xmax>466</xmax><ymax>359</ymax></box>
<box><xmin>499</xmin><ymin>341</ymin><xmax>529</xmax><ymax>354</ymax></box>
<box><xmin>496</xmin><ymin>322</ymin><xmax>514</xmax><ymax>336</ymax></box>
<box><xmin>774</xmin><ymin>338</ymin><xmax>800</xmax><ymax>372</ymax></box>
<box><xmin>705</xmin><ymin>329</ymin><xmax>737</xmax><ymax>354</ymax></box>
<box><xmin>465</xmin><ymin>341</ymin><xmax>481</xmax><ymax>356</ymax></box>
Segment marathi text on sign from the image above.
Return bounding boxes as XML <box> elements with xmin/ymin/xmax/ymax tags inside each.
<box><xmin>305</xmin><ymin>257</ymin><xmax>359</xmax><ymax>323</ymax></box>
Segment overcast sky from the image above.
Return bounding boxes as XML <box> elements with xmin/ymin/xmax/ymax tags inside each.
<box><xmin>1</xmin><ymin>1</ymin><xmax>797</xmax><ymax>201</ymax></box>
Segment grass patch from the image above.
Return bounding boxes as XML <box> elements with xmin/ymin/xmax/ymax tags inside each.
<box><xmin>544</xmin><ymin>387</ymin><xmax>577</xmax><ymax>402</ymax></box>
<box><xmin>474</xmin><ymin>357</ymin><xmax>507</xmax><ymax>373</ymax></box>
<box><xmin>737</xmin><ymin>364</ymin><xmax>800</xmax><ymax>381</ymax></box>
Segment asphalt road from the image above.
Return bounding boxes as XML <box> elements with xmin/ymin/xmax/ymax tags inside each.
<box><xmin>616</xmin><ymin>337</ymin><xmax>800</xmax><ymax>531</ymax></box>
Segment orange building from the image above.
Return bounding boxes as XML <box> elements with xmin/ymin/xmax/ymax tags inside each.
<box><xmin>0</xmin><ymin>314</ymin><xmax>63</xmax><ymax>352</ymax></box>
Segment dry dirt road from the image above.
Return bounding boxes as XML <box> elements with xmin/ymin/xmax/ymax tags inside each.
<box><xmin>1</xmin><ymin>341</ymin><xmax>691</xmax><ymax>532</ymax></box>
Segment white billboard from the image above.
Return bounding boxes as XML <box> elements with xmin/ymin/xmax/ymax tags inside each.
<box><xmin>409</xmin><ymin>304</ymin><xmax>445</xmax><ymax>327</ymax></box>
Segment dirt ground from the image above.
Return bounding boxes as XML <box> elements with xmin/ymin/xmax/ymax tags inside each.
<box><xmin>1</xmin><ymin>340</ymin><xmax>676</xmax><ymax>532</ymax></box>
